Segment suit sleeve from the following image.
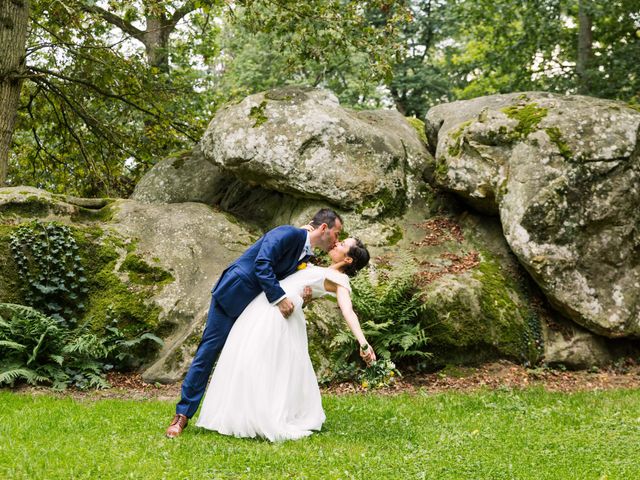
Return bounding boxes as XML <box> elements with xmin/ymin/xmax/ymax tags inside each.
<box><xmin>254</xmin><ymin>227</ymin><xmax>299</xmax><ymax>304</ymax></box>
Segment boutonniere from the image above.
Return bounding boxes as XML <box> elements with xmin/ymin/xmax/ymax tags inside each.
<box><xmin>297</xmin><ymin>262</ymin><xmax>307</xmax><ymax>270</ymax></box>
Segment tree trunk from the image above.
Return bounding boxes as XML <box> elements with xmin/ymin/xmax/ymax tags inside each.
<box><xmin>144</xmin><ymin>15</ymin><xmax>171</xmax><ymax>73</ymax></box>
<box><xmin>0</xmin><ymin>0</ymin><xmax>30</xmax><ymax>185</ymax></box>
<box><xmin>577</xmin><ymin>0</ymin><xmax>593</xmax><ymax>94</ymax></box>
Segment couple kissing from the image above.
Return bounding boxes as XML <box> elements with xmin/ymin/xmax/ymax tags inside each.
<box><xmin>166</xmin><ymin>209</ymin><xmax>375</xmax><ymax>442</ymax></box>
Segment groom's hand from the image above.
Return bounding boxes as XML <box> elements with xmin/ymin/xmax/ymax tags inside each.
<box><xmin>277</xmin><ymin>297</ymin><xmax>295</xmax><ymax>318</ymax></box>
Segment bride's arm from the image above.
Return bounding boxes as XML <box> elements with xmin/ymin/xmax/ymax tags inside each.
<box><xmin>336</xmin><ymin>285</ymin><xmax>376</xmax><ymax>365</ymax></box>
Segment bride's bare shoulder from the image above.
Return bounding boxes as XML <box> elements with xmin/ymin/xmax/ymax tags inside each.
<box><xmin>323</xmin><ymin>268</ymin><xmax>351</xmax><ymax>293</ymax></box>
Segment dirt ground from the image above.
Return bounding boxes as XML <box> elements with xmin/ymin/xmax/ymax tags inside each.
<box><xmin>8</xmin><ymin>359</ymin><xmax>640</xmax><ymax>401</ymax></box>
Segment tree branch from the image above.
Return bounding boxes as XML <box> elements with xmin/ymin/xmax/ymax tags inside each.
<box><xmin>169</xmin><ymin>1</ymin><xmax>198</xmax><ymax>28</ymax></box>
<box><xmin>28</xmin><ymin>66</ymin><xmax>198</xmax><ymax>141</ymax></box>
<box><xmin>79</xmin><ymin>3</ymin><xmax>146</xmax><ymax>43</ymax></box>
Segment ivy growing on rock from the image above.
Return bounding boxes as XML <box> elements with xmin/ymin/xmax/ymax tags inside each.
<box><xmin>9</xmin><ymin>221</ymin><xmax>88</xmax><ymax>327</ymax></box>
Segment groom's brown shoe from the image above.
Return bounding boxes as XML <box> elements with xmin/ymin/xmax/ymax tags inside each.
<box><xmin>165</xmin><ymin>414</ymin><xmax>188</xmax><ymax>438</ymax></box>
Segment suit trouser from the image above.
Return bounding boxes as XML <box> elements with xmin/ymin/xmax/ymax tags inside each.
<box><xmin>176</xmin><ymin>296</ymin><xmax>235</xmax><ymax>418</ymax></box>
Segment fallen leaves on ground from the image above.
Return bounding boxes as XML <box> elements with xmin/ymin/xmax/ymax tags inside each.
<box><xmin>324</xmin><ymin>359</ymin><xmax>640</xmax><ymax>396</ymax></box>
<box><xmin>412</xmin><ymin>218</ymin><xmax>465</xmax><ymax>247</ymax></box>
<box><xmin>416</xmin><ymin>251</ymin><xmax>480</xmax><ymax>286</ymax></box>
<box><xmin>8</xmin><ymin>360</ymin><xmax>640</xmax><ymax>401</ymax></box>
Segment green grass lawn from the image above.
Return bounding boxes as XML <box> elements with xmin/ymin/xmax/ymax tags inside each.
<box><xmin>1</xmin><ymin>388</ymin><xmax>639</xmax><ymax>479</ymax></box>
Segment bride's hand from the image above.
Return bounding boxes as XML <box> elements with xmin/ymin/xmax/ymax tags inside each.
<box><xmin>360</xmin><ymin>343</ymin><xmax>376</xmax><ymax>366</ymax></box>
<box><xmin>301</xmin><ymin>286</ymin><xmax>312</xmax><ymax>307</ymax></box>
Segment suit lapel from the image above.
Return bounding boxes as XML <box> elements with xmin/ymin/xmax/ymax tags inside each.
<box><xmin>286</xmin><ymin>229</ymin><xmax>309</xmax><ymax>276</ymax></box>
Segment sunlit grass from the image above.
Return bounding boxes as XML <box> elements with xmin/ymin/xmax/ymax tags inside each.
<box><xmin>1</xmin><ymin>388</ymin><xmax>639</xmax><ymax>479</ymax></box>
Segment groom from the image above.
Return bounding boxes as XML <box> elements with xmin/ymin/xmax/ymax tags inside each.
<box><xmin>165</xmin><ymin>208</ymin><xmax>344</xmax><ymax>438</ymax></box>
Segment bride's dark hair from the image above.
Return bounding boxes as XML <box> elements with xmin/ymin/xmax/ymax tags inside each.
<box><xmin>342</xmin><ymin>238</ymin><xmax>370</xmax><ymax>277</ymax></box>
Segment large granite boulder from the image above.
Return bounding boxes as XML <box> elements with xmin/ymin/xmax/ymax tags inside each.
<box><xmin>200</xmin><ymin>86</ymin><xmax>432</xmax><ymax>217</ymax></box>
<box><xmin>425</xmin><ymin>92</ymin><xmax>640</xmax><ymax>338</ymax></box>
<box><xmin>304</xmin><ymin>204</ymin><xmax>551</xmax><ymax>373</ymax></box>
<box><xmin>0</xmin><ymin>187</ymin><xmax>256</xmax><ymax>383</ymax></box>
<box><xmin>109</xmin><ymin>201</ymin><xmax>256</xmax><ymax>383</ymax></box>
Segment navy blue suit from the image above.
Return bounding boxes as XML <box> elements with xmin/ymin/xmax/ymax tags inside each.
<box><xmin>176</xmin><ymin>225</ymin><xmax>309</xmax><ymax>418</ymax></box>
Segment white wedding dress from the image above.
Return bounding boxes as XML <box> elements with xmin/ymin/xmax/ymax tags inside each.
<box><xmin>196</xmin><ymin>265</ymin><xmax>350</xmax><ymax>442</ymax></box>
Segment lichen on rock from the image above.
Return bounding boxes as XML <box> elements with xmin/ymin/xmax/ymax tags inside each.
<box><xmin>425</xmin><ymin>92</ymin><xmax>640</xmax><ymax>338</ymax></box>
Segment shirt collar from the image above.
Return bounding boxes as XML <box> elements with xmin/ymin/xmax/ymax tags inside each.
<box><xmin>302</xmin><ymin>231</ymin><xmax>313</xmax><ymax>258</ymax></box>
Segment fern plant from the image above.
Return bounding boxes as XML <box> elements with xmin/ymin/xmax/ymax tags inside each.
<box><xmin>0</xmin><ymin>304</ymin><xmax>69</xmax><ymax>388</ymax></box>
<box><xmin>327</xmin><ymin>263</ymin><xmax>431</xmax><ymax>383</ymax></box>
<box><xmin>0</xmin><ymin>303</ymin><xmax>162</xmax><ymax>390</ymax></box>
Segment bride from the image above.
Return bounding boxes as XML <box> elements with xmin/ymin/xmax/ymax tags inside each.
<box><xmin>195</xmin><ymin>237</ymin><xmax>376</xmax><ymax>442</ymax></box>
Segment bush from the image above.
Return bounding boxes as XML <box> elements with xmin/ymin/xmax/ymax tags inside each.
<box><xmin>0</xmin><ymin>303</ymin><xmax>162</xmax><ymax>390</ymax></box>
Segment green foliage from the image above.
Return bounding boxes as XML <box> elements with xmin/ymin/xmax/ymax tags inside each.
<box><xmin>327</xmin><ymin>265</ymin><xmax>430</xmax><ymax>382</ymax></box>
<box><xmin>75</xmin><ymin>234</ymin><xmax>166</xmax><ymax>338</ymax></box>
<box><xmin>0</xmin><ymin>303</ymin><xmax>162</xmax><ymax>390</ymax></box>
<box><xmin>8</xmin><ymin>0</ymin><xmax>220</xmax><ymax>197</ymax></box>
<box><xmin>387</xmin><ymin>0</ymin><xmax>458</xmax><ymax>116</ymax></box>
<box><xmin>445</xmin><ymin>0</ymin><xmax>640</xmax><ymax>103</ymax></box>
<box><xmin>9</xmin><ymin>221</ymin><xmax>88</xmax><ymax>326</ymax></box>
<box><xmin>211</xmin><ymin>1</ymin><xmax>409</xmax><ymax>109</ymax></box>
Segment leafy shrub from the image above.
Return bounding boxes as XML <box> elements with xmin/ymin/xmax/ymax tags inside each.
<box><xmin>0</xmin><ymin>303</ymin><xmax>162</xmax><ymax>390</ymax></box>
<box><xmin>326</xmin><ymin>264</ymin><xmax>430</xmax><ymax>384</ymax></box>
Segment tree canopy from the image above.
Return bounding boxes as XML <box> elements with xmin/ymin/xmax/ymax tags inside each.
<box><xmin>2</xmin><ymin>0</ymin><xmax>638</xmax><ymax>196</ymax></box>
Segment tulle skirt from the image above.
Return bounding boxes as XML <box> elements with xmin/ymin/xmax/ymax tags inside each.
<box><xmin>195</xmin><ymin>293</ymin><xmax>325</xmax><ymax>442</ymax></box>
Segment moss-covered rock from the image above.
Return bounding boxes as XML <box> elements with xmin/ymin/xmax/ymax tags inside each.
<box><xmin>0</xmin><ymin>187</ymin><xmax>256</xmax><ymax>382</ymax></box>
<box><xmin>425</xmin><ymin>92</ymin><xmax>640</xmax><ymax>338</ymax></box>
<box><xmin>0</xmin><ymin>226</ymin><xmax>22</xmax><ymax>305</ymax></box>
<box><xmin>304</xmin><ymin>204</ymin><xmax>550</xmax><ymax>372</ymax></box>
<box><xmin>405</xmin><ymin>116</ymin><xmax>429</xmax><ymax>147</ymax></box>
<box><xmin>0</xmin><ymin>218</ymin><xmax>170</xmax><ymax>364</ymax></box>
<box><xmin>120</xmin><ymin>253</ymin><xmax>174</xmax><ymax>286</ymax></box>
<box><xmin>418</xmin><ymin>251</ymin><xmax>543</xmax><ymax>366</ymax></box>
<box><xmin>501</xmin><ymin>102</ymin><xmax>548</xmax><ymax>139</ymax></box>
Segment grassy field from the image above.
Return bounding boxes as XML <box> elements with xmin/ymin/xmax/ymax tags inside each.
<box><xmin>1</xmin><ymin>387</ymin><xmax>639</xmax><ymax>479</ymax></box>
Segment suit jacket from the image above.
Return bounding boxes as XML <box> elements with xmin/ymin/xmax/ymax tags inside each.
<box><xmin>212</xmin><ymin>225</ymin><xmax>309</xmax><ymax>318</ymax></box>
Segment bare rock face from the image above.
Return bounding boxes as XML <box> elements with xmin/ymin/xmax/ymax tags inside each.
<box><xmin>109</xmin><ymin>201</ymin><xmax>257</xmax><ymax>383</ymax></box>
<box><xmin>542</xmin><ymin>317</ymin><xmax>612</xmax><ymax>369</ymax></box>
<box><xmin>200</xmin><ymin>86</ymin><xmax>432</xmax><ymax>218</ymax></box>
<box><xmin>426</xmin><ymin>92</ymin><xmax>640</xmax><ymax>338</ymax></box>
<box><xmin>131</xmin><ymin>145</ymin><xmax>228</xmax><ymax>205</ymax></box>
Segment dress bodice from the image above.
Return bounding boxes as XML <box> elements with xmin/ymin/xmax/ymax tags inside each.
<box><xmin>279</xmin><ymin>265</ymin><xmax>351</xmax><ymax>300</ymax></box>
